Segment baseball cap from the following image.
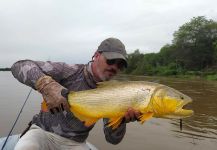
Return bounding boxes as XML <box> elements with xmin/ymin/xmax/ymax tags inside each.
<box><xmin>97</xmin><ymin>38</ymin><xmax>128</xmax><ymax>67</ymax></box>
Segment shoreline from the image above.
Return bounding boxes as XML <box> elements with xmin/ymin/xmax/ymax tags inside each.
<box><xmin>0</xmin><ymin>68</ymin><xmax>11</xmax><ymax>71</ymax></box>
<box><xmin>0</xmin><ymin>69</ymin><xmax>216</xmax><ymax>81</ymax></box>
<box><xmin>117</xmin><ymin>73</ymin><xmax>217</xmax><ymax>81</ymax></box>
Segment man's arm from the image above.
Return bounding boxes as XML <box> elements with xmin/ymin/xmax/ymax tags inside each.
<box><xmin>11</xmin><ymin>60</ymin><xmax>72</xmax><ymax>89</ymax></box>
<box><xmin>11</xmin><ymin>59</ymin><xmax>78</xmax><ymax>112</ymax></box>
<box><xmin>103</xmin><ymin>118</ymin><xmax>126</xmax><ymax>145</ymax></box>
<box><xmin>103</xmin><ymin>108</ymin><xmax>141</xmax><ymax>144</ymax></box>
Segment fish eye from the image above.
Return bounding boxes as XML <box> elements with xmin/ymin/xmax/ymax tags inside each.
<box><xmin>180</xmin><ymin>96</ymin><xmax>184</xmax><ymax>99</ymax></box>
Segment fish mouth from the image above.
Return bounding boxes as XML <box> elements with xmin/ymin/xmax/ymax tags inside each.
<box><xmin>172</xmin><ymin>99</ymin><xmax>194</xmax><ymax>118</ymax></box>
<box><xmin>150</xmin><ymin>87</ymin><xmax>194</xmax><ymax>119</ymax></box>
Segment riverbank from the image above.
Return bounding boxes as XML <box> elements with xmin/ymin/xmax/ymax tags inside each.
<box><xmin>174</xmin><ymin>74</ymin><xmax>217</xmax><ymax>80</ymax></box>
<box><xmin>0</xmin><ymin>68</ymin><xmax>11</xmax><ymax>71</ymax></box>
<box><xmin>1</xmin><ymin>68</ymin><xmax>216</xmax><ymax>80</ymax></box>
<box><xmin>118</xmin><ymin>73</ymin><xmax>217</xmax><ymax>81</ymax></box>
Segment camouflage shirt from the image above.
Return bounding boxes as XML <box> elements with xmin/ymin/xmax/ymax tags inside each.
<box><xmin>11</xmin><ymin>60</ymin><xmax>126</xmax><ymax>144</ymax></box>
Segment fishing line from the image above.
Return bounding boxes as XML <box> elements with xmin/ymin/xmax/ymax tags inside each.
<box><xmin>180</xmin><ymin>119</ymin><xmax>183</xmax><ymax>131</ymax></box>
<box><xmin>1</xmin><ymin>88</ymin><xmax>32</xmax><ymax>150</ymax></box>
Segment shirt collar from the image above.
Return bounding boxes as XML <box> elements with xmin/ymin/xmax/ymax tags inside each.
<box><xmin>87</xmin><ymin>62</ymin><xmax>101</xmax><ymax>83</ymax></box>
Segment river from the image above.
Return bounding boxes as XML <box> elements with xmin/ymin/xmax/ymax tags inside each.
<box><xmin>0</xmin><ymin>72</ymin><xmax>216</xmax><ymax>150</ymax></box>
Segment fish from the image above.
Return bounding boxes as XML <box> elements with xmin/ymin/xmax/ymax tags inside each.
<box><xmin>67</xmin><ymin>81</ymin><xmax>193</xmax><ymax>129</ymax></box>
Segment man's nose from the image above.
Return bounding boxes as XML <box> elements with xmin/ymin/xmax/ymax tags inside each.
<box><xmin>110</xmin><ymin>64</ymin><xmax>120</xmax><ymax>71</ymax></box>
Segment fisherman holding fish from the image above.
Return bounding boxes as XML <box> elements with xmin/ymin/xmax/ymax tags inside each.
<box><xmin>11</xmin><ymin>38</ymin><xmax>140</xmax><ymax>150</ymax></box>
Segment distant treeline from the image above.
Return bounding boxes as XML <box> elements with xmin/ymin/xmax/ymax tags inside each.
<box><xmin>124</xmin><ymin>16</ymin><xmax>217</xmax><ymax>80</ymax></box>
<box><xmin>0</xmin><ymin>68</ymin><xmax>11</xmax><ymax>71</ymax></box>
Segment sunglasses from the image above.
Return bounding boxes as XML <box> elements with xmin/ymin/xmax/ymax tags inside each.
<box><xmin>106</xmin><ymin>59</ymin><xmax>126</xmax><ymax>70</ymax></box>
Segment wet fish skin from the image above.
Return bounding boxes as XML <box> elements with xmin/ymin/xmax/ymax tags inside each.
<box><xmin>68</xmin><ymin>81</ymin><xmax>193</xmax><ymax>129</ymax></box>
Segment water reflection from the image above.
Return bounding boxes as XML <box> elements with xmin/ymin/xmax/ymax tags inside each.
<box><xmin>115</xmin><ymin>75</ymin><xmax>217</xmax><ymax>141</ymax></box>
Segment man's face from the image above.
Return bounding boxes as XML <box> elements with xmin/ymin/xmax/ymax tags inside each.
<box><xmin>94</xmin><ymin>52</ymin><xmax>125</xmax><ymax>81</ymax></box>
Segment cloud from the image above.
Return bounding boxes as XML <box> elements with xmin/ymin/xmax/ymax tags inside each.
<box><xmin>0</xmin><ymin>0</ymin><xmax>217</xmax><ymax>67</ymax></box>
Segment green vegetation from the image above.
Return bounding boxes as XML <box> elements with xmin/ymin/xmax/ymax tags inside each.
<box><xmin>125</xmin><ymin>16</ymin><xmax>217</xmax><ymax>80</ymax></box>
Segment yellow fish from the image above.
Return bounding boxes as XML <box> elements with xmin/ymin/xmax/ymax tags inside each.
<box><xmin>68</xmin><ymin>81</ymin><xmax>193</xmax><ymax>129</ymax></box>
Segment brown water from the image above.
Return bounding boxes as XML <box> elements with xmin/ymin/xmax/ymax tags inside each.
<box><xmin>0</xmin><ymin>72</ymin><xmax>217</xmax><ymax>150</ymax></box>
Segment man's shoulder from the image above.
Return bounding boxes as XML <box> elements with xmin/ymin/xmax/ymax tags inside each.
<box><xmin>61</xmin><ymin>63</ymin><xmax>87</xmax><ymax>79</ymax></box>
<box><xmin>62</xmin><ymin>63</ymin><xmax>86</xmax><ymax>70</ymax></box>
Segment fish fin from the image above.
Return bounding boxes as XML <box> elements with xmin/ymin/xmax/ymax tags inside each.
<box><xmin>107</xmin><ymin>116</ymin><xmax>123</xmax><ymax>129</ymax></box>
<box><xmin>83</xmin><ymin>117</ymin><xmax>98</xmax><ymax>127</ymax></box>
<box><xmin>71</xmin><ymin>107</ymin><xmax>99</xmax><ymax>127</ymax></box>
<box><xmin>138</xmin><ymin>112</ymin><xmax>154</xmax><ymax>124</ymax></box>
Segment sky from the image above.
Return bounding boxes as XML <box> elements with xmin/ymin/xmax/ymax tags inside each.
<box><xmin>0</xmin><ymin>0</ymin><xmax>217</xmax><ymax>67</ymax></box>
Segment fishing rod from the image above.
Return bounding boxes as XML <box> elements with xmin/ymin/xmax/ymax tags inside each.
<box><xmin>1</xmin><ymin>88</ymin><xmax>32</xmax><ymax>150</ymax></box>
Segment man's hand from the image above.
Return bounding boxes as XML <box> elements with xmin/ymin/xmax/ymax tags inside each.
<box><xmin>124</xmin><ymin>107</ymin><xmax>141</xmax><ymax>123</ymax></box>
<box><xmin>36</xmin><ymin>75</ymin><xmax>70</xmax><ymax>114</ymax></box>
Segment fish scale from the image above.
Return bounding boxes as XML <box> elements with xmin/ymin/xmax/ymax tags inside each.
<box><xmin>67</xmin><ymin>81</ymin><xmax>193</xmax><ymax>129</ymax></box>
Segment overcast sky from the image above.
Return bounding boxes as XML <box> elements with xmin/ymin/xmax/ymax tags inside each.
<box><xmin>0</xmin><ymin>0</ymin><xmax>216</xmax><ymax>67</ymax></box>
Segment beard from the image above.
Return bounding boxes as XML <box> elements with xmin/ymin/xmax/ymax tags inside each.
<box><xmin>96</xmin><ymin>67</ymin><xmax>116</xmax><ymax>81</ymax></box>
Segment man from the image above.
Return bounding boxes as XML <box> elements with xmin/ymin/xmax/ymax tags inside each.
<box><xmin>12</xmin><ymin>38</ymin><xmax>140</xmax><ymax>150</ymax></box>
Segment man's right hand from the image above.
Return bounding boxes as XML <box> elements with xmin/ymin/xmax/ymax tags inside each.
<box><xmin>36</xmin><ymin>75</ymin><xmax>70</xmax><ymax>114</ymax></box>
<box><xmin>123</xmin><ymin>107</ymin><xmax>141</xmax><ymax>123</ymax></box>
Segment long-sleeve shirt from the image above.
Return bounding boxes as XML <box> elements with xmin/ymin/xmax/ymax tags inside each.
<box><xmin>11</xmin><ymin>60</ymin><xmax>126</xmax><ymax>144</ymax></box>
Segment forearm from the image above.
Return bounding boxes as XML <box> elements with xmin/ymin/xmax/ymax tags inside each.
<box><xmin>11</xmin><ymin>60</ymin><xmax>46</xmax><ymax>89</ymax></box>
<box><xmin>103</xmin><ymin>118</ymin><xmax>126</xmax><ymax>145</ymax></box>
<box><xmin>11</xmin><ymin>60</ymin><xmax>68</xmax><ymax>89</ymax></box>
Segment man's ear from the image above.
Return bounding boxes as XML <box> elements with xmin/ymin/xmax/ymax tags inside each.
<box><xmin>93</xmin><ymin>51</ymin><xmax>101</xmax><ymax>60</ymax></box>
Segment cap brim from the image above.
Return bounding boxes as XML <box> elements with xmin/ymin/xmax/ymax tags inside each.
<box><xmin>102</xmin><ymin>52</ymin><xmax>128</xmax><ymax>67</ymax></box>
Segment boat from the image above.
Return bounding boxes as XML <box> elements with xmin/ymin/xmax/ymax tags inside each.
<box><xmin>0</xmin><ymin>134</ymin><xmax>98</xmax><ymax>150</ymax></box>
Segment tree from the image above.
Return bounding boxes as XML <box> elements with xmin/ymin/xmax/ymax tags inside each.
<box><xmin>125</xmin><ymin>49</ymin><xmax>144</xmax><ymax>74</ymax></box>
<box><xmin>172</xmin><ymin>16</ymin><xmax>217</xmax><ymax>70</ymax></box>
<box><xmin>125</xmin><ymin>16</ymin><xmax>217</xmax><ymax>77</ymax></box>
<box><xmin>158</xmin><ymin>44</ymin><xmax>176</xmax><ymax>66</ymax></box>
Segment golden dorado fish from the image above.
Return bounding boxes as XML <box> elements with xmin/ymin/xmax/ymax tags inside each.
<box><xmin>68</xmin><ymin>81</ymin><xmax>193</xmax><ymax>129</ymax></box>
